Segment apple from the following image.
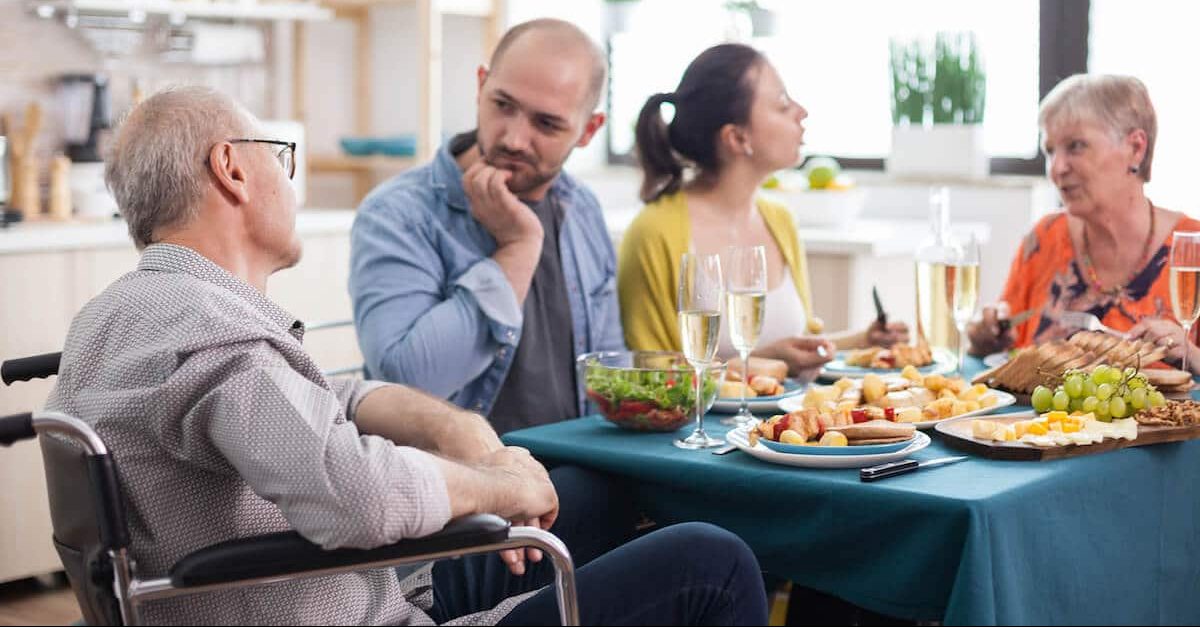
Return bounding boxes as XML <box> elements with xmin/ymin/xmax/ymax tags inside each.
<box><xmin>805</xmin><ymin>156</ymin><xmax>841</xmax><ymax>189</ymax></box>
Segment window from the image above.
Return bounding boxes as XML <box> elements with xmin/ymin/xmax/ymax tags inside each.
<box><xmin>606</xmin><ymin>0</ymin><xmax>1073</xmax><ymax>173</ymax></box>
<box><xmin>1090</xmin><ymin>0</ymin><xmax>1200</xmax><ymax>215</ymax></box>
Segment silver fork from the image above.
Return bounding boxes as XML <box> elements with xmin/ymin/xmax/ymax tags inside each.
<box><xmin>1058</xmin><ymin>310</ymin><xmax>1128</xmax><ymax>339</ymax></box>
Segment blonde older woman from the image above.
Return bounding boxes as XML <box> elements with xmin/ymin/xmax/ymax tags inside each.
<box><xmin>968</xmin><ymin>74</ymin><xmax>1200</xmax><ymax>372</ymax></box>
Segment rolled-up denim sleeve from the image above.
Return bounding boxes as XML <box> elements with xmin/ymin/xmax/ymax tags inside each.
<box><xmin>350</xmin><ymin>195</ymin><xmax>522</xmax><ymax>398</ymax></box>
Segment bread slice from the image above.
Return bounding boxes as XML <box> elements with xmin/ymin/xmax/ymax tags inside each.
<box><xmin>726</xmin><ymin>356</ymin><xmax>789</xmax><ymax>382</ymax></box>
<box><xmin>827</xmin><ymin>419</ymin><xmax>916</xmax><ymax>440</ymax></box>
<box><xmin>1143</xmin><ymin>368</ymin><xmax>1193</xmax><ymax>388</ymax></box>
<box><xmin>850</xmin><ymin>435</ymin><xmax>915</xmax><ymax>446</ymax></box>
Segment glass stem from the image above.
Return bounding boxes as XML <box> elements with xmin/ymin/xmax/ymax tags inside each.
<box><xmin>739</xmin><ymin>350</ymin><xmax>750</xmax><ymax>414</ymax></box>
<box><xmin>694</xmin><ymin>366</ymin><xmax>705</xmax><ymax>433</ymax></box>
<box><xmin>1184</xmin><ymin>323</ymin><xmax>1193</xmax><ymax>374</ymax></box>
<box><xmin>958</xmin><ymin>324</ymin><xmax>968</xmax><ymax>374</ymax></box>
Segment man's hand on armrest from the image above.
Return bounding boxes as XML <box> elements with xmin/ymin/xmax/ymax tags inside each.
<box><xmin>437</xmin><ymin>446</ymin><xmax>559</xmax><ymax>576</ymax></box>
<box><xmin>354</xmin><ymin>384</ymin><xmax>503</xmax><ymax>463</ymax></box>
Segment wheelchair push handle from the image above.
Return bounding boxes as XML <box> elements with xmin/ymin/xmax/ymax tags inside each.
<box><xmin>0</xmin><ymin>412</ymin><xmax>35</xmax><ymax>446</ymax></box>
<box><xmin>1</xmin><ymin>352</ymin><xmax>62</xmax><ymax>385</ymax></box>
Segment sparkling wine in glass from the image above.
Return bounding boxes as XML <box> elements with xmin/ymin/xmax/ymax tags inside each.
<box><xmin>1169</xmin><ymin>232</ymin><xmax>1200</xmax><ymax>373</ymax></box>
<box><xmin>947</xmin><ymin>235</ymin><xmax>980</xmax><ymax>374</ymax></box>
<box><xmin>724</xmin><ymin>246</ymin><xmax>768</xmax><ymax>426</ymax></box>
<box><xmin>676</xmin><ymin>252</ymin><xmax>724</xmax><ymax>449</ymax></box>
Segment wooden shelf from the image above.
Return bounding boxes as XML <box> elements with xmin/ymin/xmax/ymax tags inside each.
<box><xmin>47</xmin><ymin>0</ymin><xmax>333</xmax><ymax>21</ymax></box>
<box><xmin>309</xmin><ymin>154</ymin><xmax>417</xmax><ymax>173</ymax></box>
<box><xmin>318</xmin><ymin>0</ymin><xmax>493</xmax><ymax>17</ymax></box>
<box><xmin>296</xmin><ymin>0</ymin><xmax>503</xmax><ymax>201</ymax></box>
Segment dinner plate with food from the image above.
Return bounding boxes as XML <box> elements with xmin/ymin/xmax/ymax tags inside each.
<box><xmin>819</xmin><ymin>342</ymin><xmax>957</xmax><ymax>380</ymax></box>
<box><xmin>726</xmin><ymin>417</ymin><xmax>931</xmax><ymax>469</ymax></box>
<box><xmin>779</xmin><ymin>366</ymin><xmax>1017</xmax><ymax>429</ymax></box>
<box><xmin>712</xmin><ymin>356</ymin><xmax>806</xmax><ymax>413</ymax></box>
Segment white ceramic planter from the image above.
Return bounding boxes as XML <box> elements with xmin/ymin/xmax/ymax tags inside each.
<box><xmin>887</xmin><ymin>124</ymin><xmax>988</xmax><ymax>180</ymax></box>
<box><xmin>749</xmin><ymin>8</ymin><xmax>778</xmax><ymax>36</ymax></box>
<box><xmin>606</xmin><ymin>2</ymin><xmax>637</xmax><ymax>34</ymax></box>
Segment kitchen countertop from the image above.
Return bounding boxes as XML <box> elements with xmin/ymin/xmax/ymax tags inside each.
<box><xmin>0</xmin><ymin>206</ymin><xmax>988</xmax><ymax>259</ymax></box>
<box><xmin>0</xmin><ymin>209</ymin><xmax>358</xmax><ymax>255</ymax></box>
<box><xmin>601</xmin><ymin>205</ymin><xmax>989</xmax><ymax>258</ymax></box>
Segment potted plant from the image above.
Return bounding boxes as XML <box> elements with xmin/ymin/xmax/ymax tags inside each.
<box><xmin>724</xmin><ymin>0</ymin><xmax>778</xmax><ymax>37</ymax></box>
<box><xmin>887</xmin><ymin>32</ymin><xmax>988</xmax><ymax>179</ymax></box>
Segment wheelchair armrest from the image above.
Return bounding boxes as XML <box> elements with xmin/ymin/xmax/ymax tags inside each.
<box><xmin>169</xmin><ymin>513</ymin><xmax>510</xmax><ymax>588</ymax></box>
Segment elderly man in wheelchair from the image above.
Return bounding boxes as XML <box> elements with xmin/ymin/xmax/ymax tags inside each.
<box><xmin>0</xmin><ymin>86</ymin><xmax>767</xmax><ymax>626</ymax></box>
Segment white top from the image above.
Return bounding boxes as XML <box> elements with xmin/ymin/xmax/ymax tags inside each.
<box><xmin>718</xmin><ymin>266</ymin><xmax>808</xmax><ymax>361</ymax></box>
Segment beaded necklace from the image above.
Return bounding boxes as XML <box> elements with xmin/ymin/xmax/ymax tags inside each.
<box><xmin>1079</xmin><ymin>199</ymin><xmax>1156</xmax><ymax>297</ymax></box>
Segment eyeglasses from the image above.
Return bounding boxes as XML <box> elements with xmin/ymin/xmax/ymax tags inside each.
<box><xmin>229</xmin><ymin>138</ymin><xmax>297</xmax><ymax>180</ymax></box>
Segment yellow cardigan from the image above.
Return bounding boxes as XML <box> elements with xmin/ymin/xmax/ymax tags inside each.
<box><xmin>617</xmin><ymin>191</ymin><xmax>815</xmax><ymax>352</ymax></box>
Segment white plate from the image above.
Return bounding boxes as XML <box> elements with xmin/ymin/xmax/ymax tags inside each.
<box><xmin>725</xmin><ymin>426</ymin><xmax>931</xmax><ymax>469</ymax></box>
<box><xmin>776</xmin><ymin>389</ymin><xmax>1019</xmax><ymax>430</ymax></box>
<box><xmin>819</xmin><ymin>348</ymin><xmax>957</xmax><ymax>380</ymax></box>
<box><xmin>711</xmin><ymin>380</ymin><xmax>807</xmax><ymax>414</ymax></box>
<box><xmin>982</xmin><ymin>352</ymin><xmax>1010</xmax><ymax>368</ymax></box>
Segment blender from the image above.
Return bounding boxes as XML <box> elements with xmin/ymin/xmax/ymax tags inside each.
<box><xmin>58</xmin><ymin>73</ymin><xmax>117</xmax><ymax>218</ymax></box>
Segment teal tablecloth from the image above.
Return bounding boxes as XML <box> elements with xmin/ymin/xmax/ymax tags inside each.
<box><xmin>503</xmin><ymin>357</ymin><xmax>1200</xmax><ymax>625</ymax></box>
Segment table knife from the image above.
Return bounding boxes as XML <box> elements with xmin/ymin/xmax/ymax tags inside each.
<box><xmin>859</xmin><ymin>456</ymin><xmax>967</xmax><ymax>482</ymax></box>
<box><xmin>997</xmin><ymin>307</ymin><xmax>1040</xmax><ymax>334</ymax></box>
<box><xmin>872</xmin><ymin>285</ymin><xmax>887</xmax><ymax>327</ymax></box>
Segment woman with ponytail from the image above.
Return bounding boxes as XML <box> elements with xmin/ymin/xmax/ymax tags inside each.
<box><xmin>616</xmin><ymin>43</ymin><xmax>908</xmax><ymax>379</ymax></box>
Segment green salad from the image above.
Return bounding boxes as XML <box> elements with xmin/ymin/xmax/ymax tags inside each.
<box><xmin>584</xmin><ymin>362</ymin><xmax>719</xmax><ymax>431</ymax></box>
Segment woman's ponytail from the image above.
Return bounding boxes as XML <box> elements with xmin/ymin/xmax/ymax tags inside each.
<box><xmin>634</xmin><ymin>92</ymin><xmax>684</xmax><ymax>203</ymax></box>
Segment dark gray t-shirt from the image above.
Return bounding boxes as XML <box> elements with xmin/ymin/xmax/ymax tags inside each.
<box><xmin>488</xmin><ymin>192</ymin><xmax>579</xmax><ymax>434</ymax></box>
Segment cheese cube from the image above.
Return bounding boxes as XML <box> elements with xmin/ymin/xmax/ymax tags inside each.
<box><xmin>972</xmin><ymin>420</ymin><xmax>998</xmax><ymax>438</ymax></box>
<box><xmin>780</xmin><ymin>429</ymin><xmax>808</xmax><ymax>445</ymax></box>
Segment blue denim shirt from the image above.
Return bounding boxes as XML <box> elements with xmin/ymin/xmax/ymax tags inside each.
<box><xmin>350</xmin><ymin>142</ymin><xmax>626</xmax><ymax>415</ymax></box>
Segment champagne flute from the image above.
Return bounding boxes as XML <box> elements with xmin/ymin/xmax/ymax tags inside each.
<box><xmin>949</xmin><ymin>235</ymin><xmax>980</xmax><ymax>374</ymax></box>
<box><xmin>1169</xmin><ymin>232</ymin><xmax>1200</xmax><ymax>373</ymax></box>
<box><xmin>723</xmin><ymin>246</ymin><xmax>768</xmax><ymax>426</ymax></box>
<box><xmin>676</xmin><ymin>252</ymin><xmax>724</xmax><ymax>449</ymax></box>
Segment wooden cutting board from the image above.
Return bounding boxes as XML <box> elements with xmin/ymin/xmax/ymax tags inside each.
<box><xmin>934</xmin><ymin>412</ymin><xmax>1200</xmax><ymax>461</ymax></box>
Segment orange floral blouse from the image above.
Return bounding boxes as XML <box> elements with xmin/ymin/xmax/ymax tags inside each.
<box><xmin>1001</xmin><ymin>212</ymin><xmax>1200</xmax><ymax>348</ymax></box>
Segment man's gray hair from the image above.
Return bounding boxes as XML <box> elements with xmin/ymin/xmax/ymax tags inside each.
<box><xmin>105</xmin><ymin>86</ymin><xmax>256</xmax><ymax>249</ymax></box>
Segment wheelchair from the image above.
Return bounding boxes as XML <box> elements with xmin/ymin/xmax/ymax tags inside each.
<box><xmin>1</xmin><ymin>351</ymin><xmax>580</xmax><ymax>626</ymax></box>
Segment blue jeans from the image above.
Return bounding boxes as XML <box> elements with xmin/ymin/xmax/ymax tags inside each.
<box><xmin>428</xmin><ymin>466</ymin><xmax>768</xmax><ymax>626</ymax></box>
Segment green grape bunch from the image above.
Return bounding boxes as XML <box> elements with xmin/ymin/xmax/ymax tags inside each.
<box><xmin>1030</xmin><ymin>364</ymin><xmax>1167</xmax><ymax>422</ymax></box>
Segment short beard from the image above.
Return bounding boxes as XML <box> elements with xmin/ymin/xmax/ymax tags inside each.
<box><xmin>478</xmin><ymin>139</ymin><xmax>562</xmax><ymax>196</ymax></box>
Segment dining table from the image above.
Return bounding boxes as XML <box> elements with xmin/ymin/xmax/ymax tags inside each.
<box><xmin>501</xmin><ymin>356</ymin><xmax>1200</xmax><ymax>625</ymax></box>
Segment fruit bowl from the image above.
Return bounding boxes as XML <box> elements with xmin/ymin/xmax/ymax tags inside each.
<box><xmin>762</xmin><ymin>185</ymin><xmax>867</xmax><ymax>228</ymax></box>
<box><xmin>579</xmin><ymin>351</ymin><xmax>725</xmax><ymax>432</ymax></box>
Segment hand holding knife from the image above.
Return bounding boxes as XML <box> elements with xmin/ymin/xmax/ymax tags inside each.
<box><xmin>860</xmin><ymin>456</ymin><xmax>967</xmax><ymax>482</ymax></box>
